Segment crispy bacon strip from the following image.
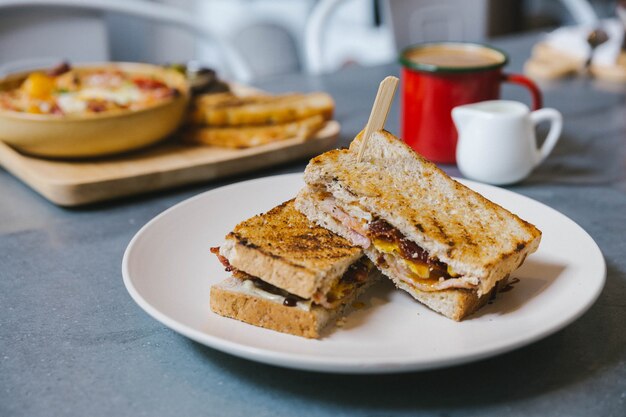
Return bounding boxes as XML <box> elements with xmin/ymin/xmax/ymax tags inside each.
<box><xmin>317</xmin><ymin>198</ymin><xmax>481</xmax><ymax>291</ymax></box>
<box><xmin>210</xmin><ymin>246</ymin><xmax>234</xmax><ymax>271</ymax></box>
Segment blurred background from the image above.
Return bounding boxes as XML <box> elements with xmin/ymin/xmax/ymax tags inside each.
<box><xmin>0</xmin><ymin>0</ymin><xmax>619</xmax><ymax>81</ymax></box>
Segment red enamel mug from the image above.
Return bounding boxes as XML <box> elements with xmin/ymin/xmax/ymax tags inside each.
<box><xmin>399</xmin><ymin>42</ymin><xmax>542</xmax><ymax>164</ymax></box>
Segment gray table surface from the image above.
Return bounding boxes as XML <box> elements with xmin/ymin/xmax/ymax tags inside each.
<box><xmin>1</xmin><ymin>33</ymin><xmax>625</xmax><ymax>417</ymax></box>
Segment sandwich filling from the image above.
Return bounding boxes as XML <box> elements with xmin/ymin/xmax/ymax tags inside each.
<box><xmin>211</xmin><ymin>247</ymin><xmax>373</xmax><ymax>310</ymax></box>
<box><xmin>313</xmin><ymin>193</ymin><xmax>479</xmax><ymax>292</ymax></box>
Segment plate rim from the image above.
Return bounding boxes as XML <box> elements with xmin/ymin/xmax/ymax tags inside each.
<box><xmin>122</xmin><ymin>173</ymin><xmax>606</xmax><ymax>374</ymax></box>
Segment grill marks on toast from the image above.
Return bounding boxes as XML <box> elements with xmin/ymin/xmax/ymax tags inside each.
<box><xmin>227</xmin><ymin>200</ymin><xmax>360</xmax><ymax>271</ymax></box>
<box><xmin>304</xmin><ymin>131</ymin><xmax>541</xmax><ymax>269</ymax></box>
<box><xmin>296</xmin><ymin>129</ymin><xmax>542</xmax><ymax>318</ymax></box>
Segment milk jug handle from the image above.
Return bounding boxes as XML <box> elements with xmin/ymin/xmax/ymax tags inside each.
<box><xmin>530</xmin><ymin>108</ymin><xmax>563</xmax><ymax>166</ymax></box>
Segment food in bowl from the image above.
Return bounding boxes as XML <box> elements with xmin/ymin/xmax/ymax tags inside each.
<box><xmin>0</xmin><ymin>62</ymin><xmax>181</xmax><ymax>116</ymax></box>
<box><xmin>0</xmin><ymin>62</ymin><xmax>189</xmax><ymax>158</ymax></box>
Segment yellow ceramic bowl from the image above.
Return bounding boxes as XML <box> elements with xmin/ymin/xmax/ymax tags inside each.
<box><xmin>0</xmin><ymin>63</ymin><xmax>190</xmax><ymax>158</ymax></box>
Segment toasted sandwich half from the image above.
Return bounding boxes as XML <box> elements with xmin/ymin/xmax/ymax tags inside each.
<box><xmin>210</xmin><ymin>200</ymin><xmax>380</xmax><ymax>338</ymax></box>
<box><xmin>295</xmin><ymin>130</ymin><xmax>542</xmax><ymax>321</ymax></box>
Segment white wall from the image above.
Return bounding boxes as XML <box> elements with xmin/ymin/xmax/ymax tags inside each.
<box><xmin>106</xmin><ymin>0</ymin><xmax>196</xmax><ymax>64</ymax></box>
<box><xmin>0</xmin><ymin>8</ymin><xmax>108</xmax><ymax>72</ymax></box>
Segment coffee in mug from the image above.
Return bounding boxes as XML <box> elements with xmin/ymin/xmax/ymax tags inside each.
<box><xmin>403</xmin><ymin>44</ymin><xmax>505</xmax><ymax>68</ymax></box>
<box><xmin>399</xmin><ymin>42</ymin><xmax>543</xmax><ymax>164</ymax></box>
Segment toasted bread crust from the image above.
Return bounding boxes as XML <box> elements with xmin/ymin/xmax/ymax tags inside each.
<box><xmin>183</xmin><ymin>114</ymin><xmax>326</xmax><ymax>148</ymax></box>
<box><xmin>393</xmin><ymin>275</ymin><xmax>508</xmax><ymax>321</ymax></box>
<box><xmin>301</xmin><ymin>130</ymin><xmax>541</xmax><ymax>296</ymax></box>
<box><xmin>210</xmin><ymin>275</ymin><xmax>378</xmax><ymax>338</ymax></box>
<box><xmin>221</xmin><ymin>200</ymin><xmax>362</xmax><ymax>299</ymax></box>
<box><xmin>190</xmin><ymin>92</ymin><xmax>334</xmax><ymax>126</ymax></box>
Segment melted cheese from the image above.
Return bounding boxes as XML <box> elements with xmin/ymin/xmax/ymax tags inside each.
<box><xmin>372</xmin><ymin>239</ymin><xmax>396</xmax><ymax>254</ymax></box>
<box><xmin>447</xmin><ymin>265</ymin><xmax>460</xmax><ymax>277</ymax></box>
<box><xmin>406</xmin><ymin>261</ymin><xmax>430</xmax><ymax>279</ymax></box>
<box><xmin>372</xmin><ymin>239</ymin><xmax>430</xmax><ymax>278</ymax></box>
<box><xmin>239</xmin><ymin>280</ymin><xmax>312</xmax><ymax>311</ymax></box>
<box><xmin>325</xmin><ymin>279</ymin><xmax>357</xmax><ymax>304</ymax></box>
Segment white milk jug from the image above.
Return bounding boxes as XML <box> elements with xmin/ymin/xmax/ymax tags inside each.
<box><xmin>452</xmin><ymin>100</ymin><xmax>562</xmax><ymax>185</ymax></box>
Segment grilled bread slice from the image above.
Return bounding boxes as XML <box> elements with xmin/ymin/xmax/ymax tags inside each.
<box><xmin>219</xmin><ymin>200</ymin><xmax>363</xmax><ymax>300</ymax></box>
<box><xmin>190</xmin><ymin>91</ymin><xmax>334</xmax><ymax>127</ymax></box>
<box><xmin>210</xmin><ymin>273</ymin><xmax>378</xmax><ymax>339</ymax></box>
<box><xmin>183</xmin><ymin>114</ymin><xmax>325</xmax><ymax>148</ymax></box>
<box><xmin>211</xmin><ymin>199</ymin><xmax>380</xmax><ymax>338</ymax></box>
<box><xmin>295</xmin><ymin>130</ymin><xmax>541</xmax><ymax>320</ymax></box>
<box><xmin>295</xmin><ymin>190</ymin><xmax>511</xmax><ymax>321</ymax></box>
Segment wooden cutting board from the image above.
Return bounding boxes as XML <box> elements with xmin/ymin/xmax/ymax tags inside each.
<box><xmin>0</xmin><ymin>121</ymin><xmax>339</xmax><ymax>206</ymax></box>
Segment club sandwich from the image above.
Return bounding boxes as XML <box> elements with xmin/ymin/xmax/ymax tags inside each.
<box><xmin>295</xmin><ymin>130</ymin><xmax>542</xmax><ymax>320</ymax></box>
<box><xmin>210</xmin><ymin>200</ymin><xmax>380</xmax><ymax>338</ymax></box>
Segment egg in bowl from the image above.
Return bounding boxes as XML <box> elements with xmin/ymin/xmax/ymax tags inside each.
<box><xmin>0</xmin><ymin>62</ymin><xmax>190</xmax><ymax>158</ymax></box>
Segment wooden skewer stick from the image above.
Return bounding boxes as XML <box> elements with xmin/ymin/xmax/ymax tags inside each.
<box><xmin>357</xmin><ymin>75</ymin><xmax>399</xmax><ymax>163</ymax></box>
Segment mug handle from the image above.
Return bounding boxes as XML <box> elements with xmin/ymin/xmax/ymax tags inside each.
<box><xmin>502</xmin><ymin>73</ymin><xmax>543</xmax><ymax>110</ymax></box>
<box><xmin>530</xmin><ymin>108</ymin><xmax>563</xmax><ymax>166</ymax></box>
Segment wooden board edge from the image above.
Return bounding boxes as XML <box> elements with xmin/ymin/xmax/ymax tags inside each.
<box><xmin>0</xmin><ymin>141</ymin><xmax>65</xmax><ymax>201</ymax></box>
<box><xmin>7</xmin><ymin>122</ymin><xmax>338</xmax><ymax>206</ymax></box>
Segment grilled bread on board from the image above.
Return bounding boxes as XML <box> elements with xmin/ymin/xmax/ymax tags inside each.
<box><xmin>184</xmin><ymin>114</ymin><xmax>326</xmax><ymax>149</ymax></box>
<box><xmin>190</xmin><ymin>92</ymin><xmax>334</xmax><ymax>127</ymax></box>
<box><xmin>186</xmin><ymin>92</ymin><xmax>334</xmax><ymax>148</ymax></box>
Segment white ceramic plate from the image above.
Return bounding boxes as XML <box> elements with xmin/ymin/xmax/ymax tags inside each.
<box><xmin>122</xmin><ymin>173</ymin><xmax>606</xmax><ymax>374</ymax></box>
